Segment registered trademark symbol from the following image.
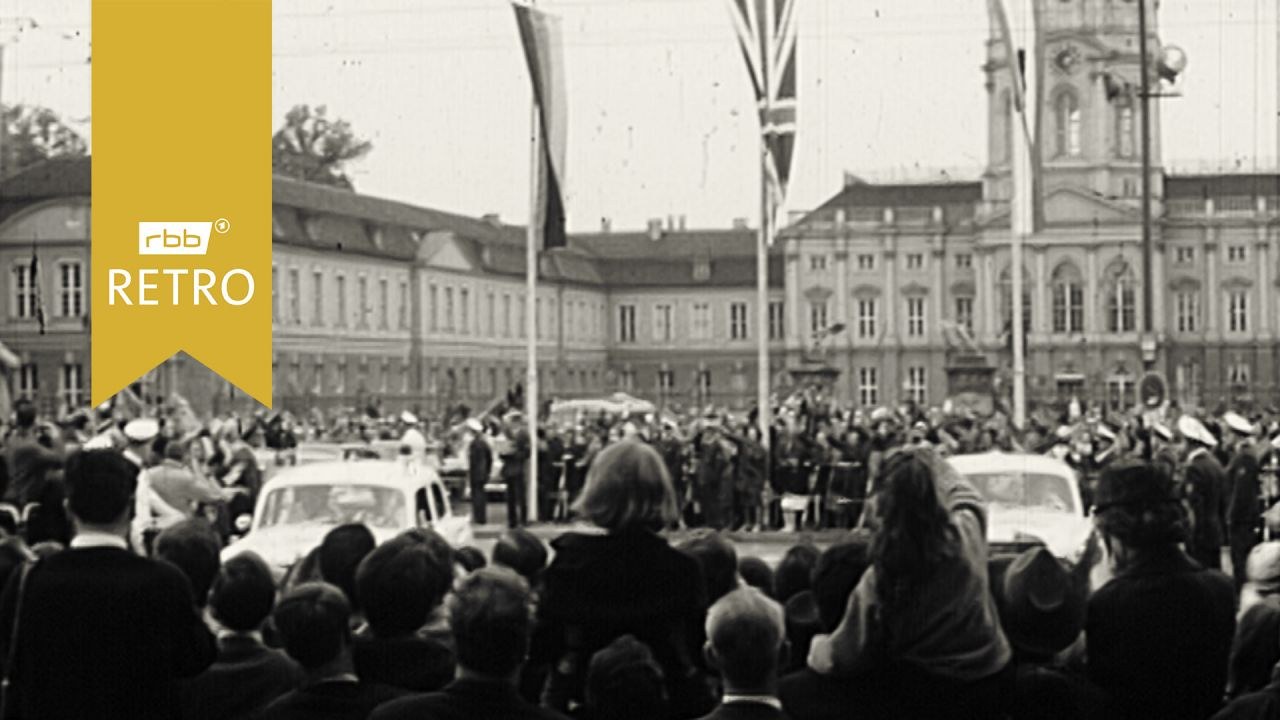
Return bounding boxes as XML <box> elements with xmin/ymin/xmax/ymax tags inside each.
<box><xmin>213</xmin><ymin>218</ymin><xmax>231</xmax><ymax>234</ymax></box>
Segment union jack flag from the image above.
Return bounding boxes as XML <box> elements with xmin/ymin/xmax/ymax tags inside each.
<box><xmin>725</xmin><ymin>0</ymin><xmax>797</xmax><ymax>236</ymax></box>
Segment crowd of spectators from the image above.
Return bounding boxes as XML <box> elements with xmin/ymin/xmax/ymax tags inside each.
<box><xmin>3</xmin><ymin>422</ymin><xmax>1280</xmax><ymax>720</ymax></box>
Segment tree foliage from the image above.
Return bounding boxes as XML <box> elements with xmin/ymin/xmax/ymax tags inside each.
<box><xmin>0</xmin><ymin>104</ymin><xmax>89</xmax><ymax>177</ymax></box>
<box><xmin>271</xmin><ymin>104</ymin><xmax>372</xmax><ymax>190</ymax></box>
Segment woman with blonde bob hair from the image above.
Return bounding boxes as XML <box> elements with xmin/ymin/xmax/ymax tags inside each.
<box><xmin>532</xmin><ymin>440</ymin><xmax>713</xmax><ymax>719</ymax></box>
<box><xmin>572</xmin><ymin>440</ymin><xmax>680</xmax><ymax>532</ymax></box>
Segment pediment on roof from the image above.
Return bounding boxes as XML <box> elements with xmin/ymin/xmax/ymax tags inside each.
<box><xmin>1043</xmin><ymin>187</ymin><xmax>1141</xmax><ymax>225</ymax></box>
<box><xmin>417</xmin><ymin>231</ymin><xmax>479</xmax><ymax>272</ymax></box>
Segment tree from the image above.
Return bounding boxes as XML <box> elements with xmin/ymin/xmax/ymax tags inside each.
<box><xmin>0</xmin><ymin>104</ymin><xmax>89</xmax><ymax>177</ymax></box>
<box><xmin>271</xmin><ymin>104</ymin><xmax>372</xmax><ymax>190</ymax></box>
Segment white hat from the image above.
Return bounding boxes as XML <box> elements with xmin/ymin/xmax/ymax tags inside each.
<box><xmin>1222</xmin><ymin>411</ymin><xmax>1257</xmax><ymax>436</ymax></box>
<box><xmin>869</xmin><ymin>407</ymin><xmax>892</xmax><ymax>423</ymax></box>
<box><xmin>123</xmin><ymin>418</ymin><xmax>159</xmax><ymax>443</ymax></box>
<box><xmin>1270</xmin><ymin>433</ymin><xmax>1280</xmax><ymax>450</ymax></box>
<box><xmin>1178</xmin><ymin>415</ymin><xmax>1217</xmax><ymax>448</ymax></box>
<box><xmin>465</xmin><ymin>418</ymin><xmax>483</xmax><ymax>433</ymax></box>
<box><xmin>400</xmin><ymin>411</ymin><xmax>419</xmax><ymax>425</ymax></box>
<box><xmin>1095</xmin><ymin>424</ymin><xmax>1117</xmax><ymax>442</ymax></box>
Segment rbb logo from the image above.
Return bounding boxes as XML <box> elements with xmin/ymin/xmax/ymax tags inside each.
<box><xmin>137</xmin><ymin>219</ymin><xmax>228</xmax><ymax>256</ymax></box>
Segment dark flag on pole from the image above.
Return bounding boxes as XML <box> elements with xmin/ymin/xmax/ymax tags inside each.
<box><xmin>513</xmin><ymin>1</ymin><xmax>568</xmax><ymax>250</ymax></box>
<box><xmin>30</xmin><ymin>242</ymin><xmax>45</xmax><ymax>335</ymax></box>
<box><xmin>726</xmin><ymin>0</ymin><xmax>797</xmax><ymax>241</ymax></box>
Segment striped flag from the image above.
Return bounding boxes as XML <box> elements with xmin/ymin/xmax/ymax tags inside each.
<box><xmin>725</xmin><ymin>0</ymin><xmax>797</xmax><ymax>237</ymax></box>
<box><xmin>512</xmin><ymin>1</ymin><xmax>568</xmax><ymax>250</ymax></box>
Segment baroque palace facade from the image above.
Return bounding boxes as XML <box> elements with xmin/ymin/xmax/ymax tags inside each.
<box><xmin>0</xmin><ymin>0</ymin><xmax>1277</xmax><ymax>418</ymax></box>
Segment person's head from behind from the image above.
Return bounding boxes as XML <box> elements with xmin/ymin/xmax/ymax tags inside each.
<box><xmin>454</xmin><ymin>546</ymin><xmax>487</xmax><ymax>573</ymax></box>
<box><xmin>63</xmin><ymin>449</ymin><xmax>138</xmax><ymax>535</ymax></box>
<box><xmin>355</xmin><ymin>528</ymin><xmax>454</xmax><ymax>639</ymax></box>
<box><xmin>584</xmin><ymin>635</ymin><xmax>668</xmax><ymax>720</ymax></box>
<box><xmin>448</xmin><ymin>566</ymin><xmax>534</xmax><ymax>682</ymax></box>
<box><xmin>811</xmin><ymin>532</ymin><xmax>873</xmax><ymax>632</ymax></box>
<box><xmin>492</xmin><ymin>528</ymin><xmax>548</xmax><ymax>585</ymax></box>
<box><xmin>273</xmin><ymin>582</ymin><xmax>352</xmax><ymax>672</ymax></box>
<box><xmin>677</xmin><ymin>529</ymin><xmax>739</xmax><ymax>603</ymax></box>
<box><xmin>1092</xmin><ymin>459</ymin><xmax>1187</xmax><ymax>565</ymax></box>
<box><xmin>704</xmin><ymin>587</ymin><xmax>788</xmax><ymax>692</ymax></box>
<box><xmin>572</xmin><ymin>440</ymin><xmax>678</xmax><ymax>532</ymax></box>
<box><xmin>210</xmin><ymin>552</ymin><xmax>278</xmax><ymax>633</ymax></box>
<box><xmin>871</xmin><ymin>448</ymin><xmax>959</xmax><ymax>603</ymax></box>
<box><xmin>997</xmin><ymin>546</ymin><xmax>1086</xmax><ymax>662</ymax></box>
<box><xmin>155</xmin><ymin>518</ymin><xmax>222</xmax><ymax>607</ymax></box>
<box><xmin>738</xmin><ymin>556</ymin><xmax>774</xmax><ymax>598</ymax></box>
<box><xmin>14</xmin><ymin>399</ymin><xmax>36</xmax><ymax>429</ymax></box>
<box><xmin>163</xmin><ymin>439</ymin><xmax>187</xmax><ymax>463</ymax></box>
<box><xmin>1230</xmin><ymin>600</ymin><xmax>1280</xmax><ymax>696</ymax></box>
<box><xmin>318</xmin><ymin>523</ymin><xmax>376</xmax><ymax>609</ymax></box>
<box><xmin>774</xmin><ymin>543</ymin><xmax>820</xmax><ymax>603</ymax></box>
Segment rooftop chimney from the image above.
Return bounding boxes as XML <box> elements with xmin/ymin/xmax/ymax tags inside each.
<box><xmin>677</xmin><ymin>214</ymin><xmax>687</xmax><ymax>231</ymax></box>
<box><xmin>732</xmin><ymin>217</ymin><xmax>749</xmax><ymax>230</ymax></box>
<box><xmin>482</xmin><ymin>213</ymin><xmax>501</xmax><ymax>226</ymax></box>
<box><xmin>647</xmin><ymin>218</ymin><xmax>664</xmax><ymax>241</ymax></box>
<box><xmin>601</xmin><ymin>217</ymin><xmax>612</xmax><ymax>233</ymax></box>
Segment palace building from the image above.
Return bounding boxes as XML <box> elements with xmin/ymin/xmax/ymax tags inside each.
<box><xmin>0</xmin><ymin>0</ymin><xmax>1275</xmax><ymax>418</ymax></box>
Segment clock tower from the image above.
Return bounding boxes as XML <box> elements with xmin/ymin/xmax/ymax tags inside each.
<box><xmin>984</xmin><ymin>0</ymin><xmax>1164</xmax><ymax>215</ymax></box>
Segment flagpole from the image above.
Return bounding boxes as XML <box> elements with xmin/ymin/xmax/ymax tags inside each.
<box><xmin>1009</xmin><ymin>0</ymin><xmax>1033</xmax><ymax>431</ymax></box>
<box><xmin>757</xmin><ymin>146</ymin><xmax>772</xmax><ymax>457</ymax></box>
<box><xmin>525</xmin><ymin>97</ymin><xmax>540</xmax><ymax>525</ymax></box>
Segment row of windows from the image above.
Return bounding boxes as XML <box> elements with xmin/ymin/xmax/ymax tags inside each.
<box><xmin>428</xmin><ymin>284</ymin><xmax>605</xmax><ymax>343</ymax></box>
<box><xmin>1172</xmin><ymin>245</ymin><xmax>1253</xmax><ymax>266</ymax></box>
<box><xmin>802</xmin><ymin>285</ymin><xmax>1253</xmax><ymax>339</ymax></box>
<box><xmin>616</xmin><ymin>301</ymin><xmax>786</xmax><ymax>344</ymax></box>
<box><xmin>13</xmin><ymin>362</ymin><xmax>85</xmax><ymax>409</ymax></box>
<box><xmin>806</xmin><ymin>253</ymin><xmax>974</xmax><ymax>273</ymax></box>
<box><xmin>271</xmin><ymin>266</ymin><xmax>409</xmax><ymax>331</ymax></box>
<box><xmin>11</xmin><ymin>262</ymin><xmax>84</xmax><ymax>320</ymax></box>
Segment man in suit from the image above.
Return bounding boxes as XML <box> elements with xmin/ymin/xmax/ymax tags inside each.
<box><xmin>465</xmin><ymin>419</ymin><xmax>492</xmax><ymax>526</ymax></box>
<box><xmin>695</xmin><ymin>587</ymin><xmax>791</xmax><ymax>720</ymax></box>
<box><xmin>0</xmin><ymin>448</ymin><xmax>216</xmax><ymax>720</ymax></box>
<box><xmin>182</xmin><ymin>552</ymin><xmax>304</xmax><ymax>720</ymax></box>
<box><xmin>371</xmin><ymin>567</ymin><xmax>569</xmax><ymax>720</ymax></box>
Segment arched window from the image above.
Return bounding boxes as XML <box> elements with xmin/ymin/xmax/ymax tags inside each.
<box><xmin>1054</xmin><ymin>90</ymin><xmax>1082</xmax><ymax>157</ymax></box>
<box><xmin>1104</xmin><ymin>260</ymin><xmax>1137</xmax><ymax>332</ymax></box>
<box><xmin>1050</xmin><ymin>262</ymin><xmax>1084</xmax><ymax>334</ymax></box>
<box><xmin>1116</xmin><ymin>104</ymin><xmax>1135</xmax><ymax>159</ymax></box>
<box><xmin>999</xmin><ymin>265</ymin><xmax>1033</xmax><ymax>335</ymax></box>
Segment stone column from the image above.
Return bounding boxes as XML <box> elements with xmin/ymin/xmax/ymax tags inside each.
<box><xmin>1257</xmin><ymin>225</ymin><xmax>1271</xmax><ymax>338</ymax></box>
<box><xmin>1034</xmin><ymin>248</ymin><xmax>1047</xmax><ymax>335</ymax></box>
<box><xmin>1205</xmin><ymin>228</ymin><xmax>1220</xmax><ymax>340</ymax></box>
<box><xmin>1084</xmin><ymin>248</ymin><xmax>1099</xmax><ymax>335</ymax></box>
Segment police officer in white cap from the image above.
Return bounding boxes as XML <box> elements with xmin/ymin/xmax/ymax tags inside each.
<box><xmin>1224</xmin><ymin>410</ymin><xmax>1265</xmax><ymax>587</ymax></box>
<box><xmin>124</xmin><ymin>418</ymin><xmax>184</xmax><ymax>556</ymax></box>
<box><xmin>1180</xmin><ymin>414</ymin><xmax>1227</xmax><ymax>571</ymax></box>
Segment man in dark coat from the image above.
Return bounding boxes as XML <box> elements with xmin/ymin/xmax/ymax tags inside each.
<box><xmin>1087</xmin><ymin>459</ymin><xmax>1236</xmax><ymax>720</ymax></box>
<box><xmin>465</xmin><ymin>420</ymin><xmax>492</xmax><ymax>525</ymax></box>
<box><xmin>1182</xmin><ymin>415</ymin><xmax>1228</xmax><ymax>570</ymax></box>
<box><xmin>182</xmin><ymin>552</ymin><xmax>303</xmax><ymax>720</ymax></box>
<box><xmin>0</xmin><ymin>449</ymin><xmax>216</xmax><ymax>720</ymax></box>
<box><xmin>371</xmin><ymin>568</ymin><xmax>568</xmax><ymax>720</ymax></box>
<box><xmin>1225</xmin><ymin>412</ymin><xmax>1266</xmax><ymax>588</ymax></box>
<box><xmin>502</xmin><ymin>416</ymin><xmax>531</xmax><ymax>528</ymax></box>
<box><xmin>2</xmin><ymin>398</ymin><xmax>64</xmax><ymax>507</ymax></box>
<box><xmin>697</xmin><ymin>424</ymin><xmax>733</xmax><ymax>530</ymax></box>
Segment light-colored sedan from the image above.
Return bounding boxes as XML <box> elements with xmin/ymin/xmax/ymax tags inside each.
<box><xmin>947</xmin><ymin>452</ymin><xmax>1092</xmax><ymax>559</ymax></box>
<box><xmin>222</xmin><ymin>459</ymin><xmax>473</xmax><ymax>576</ymax></box>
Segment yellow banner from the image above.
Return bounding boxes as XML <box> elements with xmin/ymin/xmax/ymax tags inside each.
<box><xmin>92</xmin><ymin>0</ymin><xmax>271</xmax><ymax>407</ymax></box>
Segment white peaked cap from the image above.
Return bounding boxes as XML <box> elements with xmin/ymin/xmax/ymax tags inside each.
<box><xmin>1178</xmin><ymin>415</ymin><xmax>1217</xmax><ymax>448</ymax></box>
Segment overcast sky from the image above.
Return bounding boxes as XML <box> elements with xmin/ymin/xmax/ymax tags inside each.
<box><xmin>3</xmin><ymin>0</ymin><xmax>1277</xmax><ymax>231</ymax></box>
